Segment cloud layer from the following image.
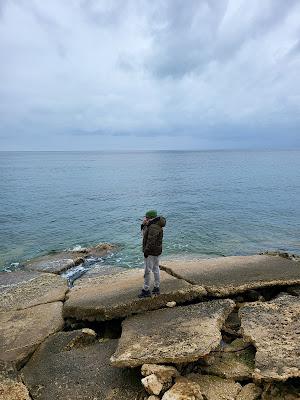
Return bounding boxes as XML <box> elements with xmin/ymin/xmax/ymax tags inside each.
<box><xmin>0</xmin><ymin>0</ymin><xmax>300</xmax><ymax>150</ymax></box>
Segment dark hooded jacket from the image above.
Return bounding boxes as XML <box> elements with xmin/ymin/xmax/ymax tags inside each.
<box><xmin>142</xmin><ymin>216</ymin><xmax>166</xmax><ymax>257</ymax></box>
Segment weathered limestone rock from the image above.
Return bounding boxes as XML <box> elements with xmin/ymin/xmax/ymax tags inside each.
<box><xmin>141</xmin><ymin>364</ymin><xmax>180</xmax><ymax>381</ymax></box>
<box><xmin>162</xmin><ymin>377</ymin><xmax>203</xmax><ymax>400</ymax></box>
<box><xmin>161</xmin><ymin>255</ymin><xmax>300</xmax><ymax>296</ymax></box>
<box><xmin>148</xmin><ymin>396</ymin><xmax>160</xmax><ymax>400</ymax></box>
<box><xmin>199</xmin><ymin>338</ymin><xmax>255</xmax><ymax>380</ymax></box>
<box><xmin>0</xmin><ymin>302</ymin><xmax>64</xmax><ymax>368</ymax></box>
<box><xmin>21</xmin><ymin>331</ymin><xmax>143</xmax><ymax>400</ymax></box>
<box><xmin>239</xmin><ymin>294</ymin><xmax>300</xmax><ymax>381</ymax></box>
<box><xmin>78</xmin><ymin>265</ymin><xmax>127</xmax><ymax>281</ymax></box>
<box><xmin>141</xmin><ymin>364</ymin><xmax>179</xmax><ymax>391</ymax></box>
<box><xmin>0</xmin><ymin>377</ymin><xmax>31</xmax><ymax>400</ymax></box>
<box><xmin>64</xmin><ymin>269</ymin><xmax>206</xmax><ymax>321</ymax></box>
<box><xmin>187</xmin><ymin>374</ymin><xmax>242</xmax><ymax>400</ymax></box>
<box><xmin>236</xmin><ymin>383</ymin><xmax>262</xmax><ymax>400</ymax></box>
<box><xmin>142</xmin><ymin>374</ymin><xmax>163</xmax><ymax>395</ymax></box>
<box><xmin>110</xmin><ymin>299</ymin><xmax>235</xmax><ymax>367</ymax></box>
<box><xmin>0</xmin><ymin>271</ymin><xmax>68</xmax><ymax>312</ymax></box>
<box><xmin>0</xmin><ymin>360</ymin><xmax>31</xmax><ymax>400</ymax></box>
<box><xmin>261</xmin><ymin>382</ymin><xmax>300</xmax><ymax>399</ymax></box>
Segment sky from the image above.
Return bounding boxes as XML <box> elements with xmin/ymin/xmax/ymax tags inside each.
<box><xmin>0</xmin><ymin>0</ymin><xmax>300</xmax><ymax>151</ymax></box>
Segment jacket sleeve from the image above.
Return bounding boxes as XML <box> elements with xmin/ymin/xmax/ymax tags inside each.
<box><xmin>144</xmin><ymin>225</ymin><xmax>162</xmax><ymax>257</ymax></box>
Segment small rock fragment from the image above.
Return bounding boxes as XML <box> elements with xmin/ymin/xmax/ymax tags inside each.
<box><xmin>141</xmin><ymin>374</ymin><xmax>163</xmax><ymax>395</ymax></box>
<box><xmin>166</xmin><ymin>301</ymin><xmax>176</xmax><ymax>308</ymax></box>
<box><xmin>81</xmin><ymin>328</ymin><xmax>97</xmax><ymax>337</ymax></box>
<box><xmin>148</xmin><ymin>396</ymin><xmax>160</xmax><ymax>400</ymax></box>
<box><xmin>236</xmin><ymin>383</ymin><xmax>262</xmax><ymax>400</ymax></box>
<box><xmin>0</xmin><ymin>378</ymin><xmax>31</xmax><ymax>400</ymax></box>
<box><xmin>162</xmin><ymin>377</ymin><xmax>203</xmax><ymax>400</ymax></box>
<box><xmin>141</xmin><ymin>364</ymin><xmax>180</xmax><ymax>391</ymax></box>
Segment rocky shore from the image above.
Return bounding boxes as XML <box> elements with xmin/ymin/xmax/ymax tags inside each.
<box><xmin>0</xmin><ymin>250</ymin><xmax>300</xmax><ymax>399</ymax></box>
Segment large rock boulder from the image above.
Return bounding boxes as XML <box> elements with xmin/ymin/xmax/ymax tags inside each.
<box><xmin>110</xmin><ymin>299</ymin><xmax>235</xmax><ymax>367</ymax></box>
<box><xmin>239</xmin><ymin>294</ymin><xmax>300</xmax><ymax>381</ymax></box>
<box><xmin>186</xmin><ymin>374</ymin><xmax>242</xmax><ymax>400</ymax></box>
<box><xmin>161</xmin><ymin>255</ymin><xmax>300</xmax><ymax>296</ymax></box>
<box><xmin>0</xmin><ymin>271</ymin><xmax>68</xmax><ymax>312</ymax></box>
<box><xmin>63</xmin><ymin>269</ymin><xmax>206</xmax><ymax>321</ymax></box>
<box><xmin>0</xmin><ymin>302</ymin><xmax>64</xmax><ymax>368</ymax></box>
<box><xmin>21</xmin><ymin>331</ymin><xmax>143</xmax><ymax>400</ymax></box>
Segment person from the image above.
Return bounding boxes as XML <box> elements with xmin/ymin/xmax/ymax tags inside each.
<box><xmin>138</xmin><ymin>209</ymin><xmax>166</xmax><ymax>298</ymax></box>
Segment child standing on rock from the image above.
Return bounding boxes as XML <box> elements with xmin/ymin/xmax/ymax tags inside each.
<box><xmin>139</xmin><ymin>210</ymin><xmax>166</xmax><ymax>298</ymax></box>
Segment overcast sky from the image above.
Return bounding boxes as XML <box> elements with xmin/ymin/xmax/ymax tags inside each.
<box><xmin>0</xmin><ymin>0</ymin><xmax>300</xmax><ymax>150</ymax></box>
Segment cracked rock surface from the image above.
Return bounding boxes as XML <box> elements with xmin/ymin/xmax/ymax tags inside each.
<box><xmin>21</xmin><ymin>331</ymin><xmax>143</xmax><ymax>400</ymax></box>
<box><xmin>111</xmin><ymin>299</ymin><xmax>235</xmax><ymax>367</ymax></box>
<box><xmin>63</xmin><ymin>269</ymin><xmax>206</xmax><ymax>321</ymax></box>
<box><xmin>0</xmin><ymin>302</ymin><xmax>64</xmax><ymax>368</ymax></box>
<box><xmin>161</xmin><ymin>255</ymin><xmax>300</xmax><ymax>296</ymax></box>
<box><xmin>0</xmin><ymin>271</ymin><xmax>68</xmax><ymax>312</ymax></box>
<box><xmin>239</xmin><ymin>294</ymin><xmax>300</xmax><ymax>381</ymax></box>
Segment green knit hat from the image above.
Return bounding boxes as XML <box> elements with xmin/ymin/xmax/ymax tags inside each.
<box><xmin>145</xmin><ymin>209</ymin><xmax>157</xmax><ymax>218</ymax></box>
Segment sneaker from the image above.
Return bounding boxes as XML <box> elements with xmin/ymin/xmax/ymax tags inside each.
<box><xmin>138</xmin><ymin>289</ymin><xmax>151</xmax><ymax>298</ymax></box>
<box><xmin>152</xmin><ymin>287</ymin><xmax>160</xmax><ymax>295</ymax></box>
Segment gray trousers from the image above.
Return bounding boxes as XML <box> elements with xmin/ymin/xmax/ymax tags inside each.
<box><xmin>143</xmin><ymin>255</ymin><xmax>160</xmax><ymax>291</ymax></box>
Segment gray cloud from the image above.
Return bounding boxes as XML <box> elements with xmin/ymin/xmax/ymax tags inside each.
<box><xmin>0</xmin><ymin>0</ymin><xmax>300</xmax><ymax>150</ymax></box>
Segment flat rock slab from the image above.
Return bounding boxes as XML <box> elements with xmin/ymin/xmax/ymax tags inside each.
<box><xmin>261</xmin><ymin>381</ymin><xmax>300</xmax><ymax>400</ymax></box>
<box><xmin>0</xmin><ymin>271</ymin><xmax>68</xmax><ymax>312</ymax></box>
<box><xmin>0</xmin><ymin>302</ymin><xmax>64</xmax><ymax>368</ymax></box>
<box><xmin>21</xmin><ymin>331</ymin><xmax>143</xmax><ymax>400</ymax></box>
<box><xmin>63</xmin><ymin>269</ymin><xmax>206</xmax><ymax>321</ymax></box>
<box><xmin>111</xmin><ymin>299</ymin><xmax>235</xmax><ymax>367</ymax></box>
<box><xmin>239</xmin><ymin>294</ymin><xmax>300</xmax><ymax>381</ymax></box>
<box><xmin>161</xmin><ymin>255</ymin><xmax>300</xmax><ymax>296</ymax></box>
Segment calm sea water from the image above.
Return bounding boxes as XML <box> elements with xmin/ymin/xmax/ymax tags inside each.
<box><xmin>0</xmin><ymin>150</ymin><xmax>300</xmax><ymax>271</ymax></box>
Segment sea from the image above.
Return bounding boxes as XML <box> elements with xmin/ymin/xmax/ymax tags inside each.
<box><xmin>0</xmin><ymin>150</ymin><xmax>300</xmax><ymax>271</ymax></box>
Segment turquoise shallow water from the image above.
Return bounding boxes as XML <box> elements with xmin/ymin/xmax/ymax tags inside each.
<box><xmin>0</xmin><ymin>150</ymin><xmax>300</xmax><ymax>270</ymax></box>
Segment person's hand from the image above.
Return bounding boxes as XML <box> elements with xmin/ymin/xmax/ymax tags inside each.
<box><xmin>144</xmin><ymin>253</ymin><xmax>148</xmax><ymax>258</ymax></box>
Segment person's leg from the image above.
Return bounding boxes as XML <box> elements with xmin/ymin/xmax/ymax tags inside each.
<box><xmin>152</xmin><ymin>256</ymin><xmax>160</xmax><ymax>294</ymax></box>
<box><xmin>143</xmin><ymin>256</ymin><xmax>152</xmax><ymax>291</ymax></box>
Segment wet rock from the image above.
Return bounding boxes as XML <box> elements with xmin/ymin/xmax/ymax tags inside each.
<box><xmin>161</xmin><ymin>255</ymin><xmax>300</xmax><ymax>296</ymax></box>
<box><xmin>24</xmin><ymin>252</ymin><xmax>85</xmax><ymax>274</ymax></box>
<box><xmin>64</xmin><ymin>269</ymin><xmax>206</xmax><ymax>321</ymax></box>
<box><xmin>141</xmin><ymin>364</ymin><xmax>179</xmax><ymax>391</ymax></box>
<box><xmin>87</xmin><ymin>242</ymin><xmax>115</xmax><ymax>256</ymax></box>
<box><xmin>199</xmin><ymin>338</ymin><xmax>255</xmax><ymax>380</ymax></box>
<box><xmin>142</xmin><ymin>374</ymin><xmax>163</xmax><ymax>395</ymax></box>
<box><xmin>110</xmin><ymin>299</ymin><xmax>235</xmax><ymax>367</ymax></box>
<box><xmin>0</xmin><ymin>271</ymin><xmax>68</xmax><ymax>312</ymax></box>
<box><xmin>261</xmin><ymin>381</ymin><xmax>300</xmax><ymax>399</ymax></box>
<box><xmin>236</xmin><ymin>383</ymin><xmax>262</xmax><ymax>400</ymax></box>
<box><xmin>239</xmin><ymin>294</ymin><xmax>300</xmax><ymax>381</ymax></box>
<box><xmin>0</xmin><ymin>302</ymin><xmax>64</xmax><ymax>368</ymax></box>
<box><xmin>186</xmin><ymin>374</ymin><xmax>242</xmax><ymax>400</ymax></box>
<box><xmin>21</xmin><ymin>331</ymin><xmax>143</xmax><ymax>400</ymax></box>
<box><xmin>162</xmin><ymin>377</ymin><xmax>203</xmax><ymax>400</ymax></box>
